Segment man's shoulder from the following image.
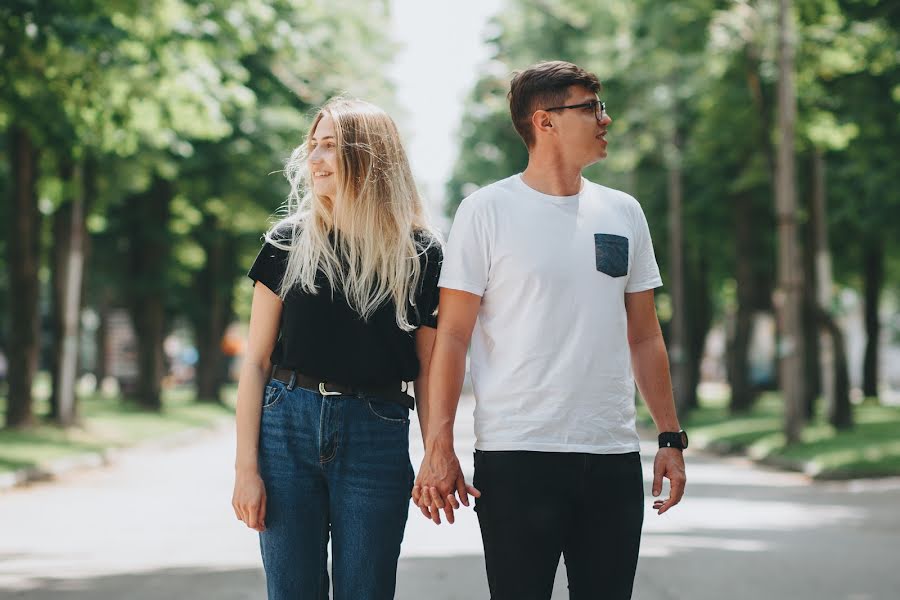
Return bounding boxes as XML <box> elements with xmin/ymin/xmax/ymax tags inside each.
<box><xmin>583</xmin><ymin>179</ymin><xmax>641</xmax><ymax>209</ymax></box>
<box><xmin>458</xmin><ymin>175</ymin><xmax>520</xmax><ymax>211</ymax></box>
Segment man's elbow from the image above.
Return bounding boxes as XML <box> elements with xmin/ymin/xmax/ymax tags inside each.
<box><xmin>437</xmin><ymin>326</ymin><xmax>472</xmax><ymax>353</ymax></box>
<box><xmin>628</xmin><ymin>329</ymin><xmax>664</xmax><ymax>349</ymax></box>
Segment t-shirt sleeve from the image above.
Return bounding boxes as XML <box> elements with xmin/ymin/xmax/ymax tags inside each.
<box><xmin>416</xmin><ymin>242</ymin><xmax>443</xmax><ymax>329</ymax></box>
<box><xmin>247</xmin><ymin>241</ymin><xmax>288</xmax><ymax>295</ymax></box>
<box><xmin>625</xmin><ymin>201</ymin><xmax>663</xmax><ymax>293</ymax></box>
<box><xmin>438</xmin><ymin>197</ymin><xmax>491</xmax><ymax>296</ymax></box>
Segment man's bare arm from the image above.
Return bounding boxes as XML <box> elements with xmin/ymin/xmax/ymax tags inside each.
<box><xmin>625</xmin><ymin>289</ymin><xmax>686</xmax><ymax>515</ymax></box>
<box><xmin>412</xmin><ymin>288</ymin><xmax>482</xmax><ymax>524</ymax></box>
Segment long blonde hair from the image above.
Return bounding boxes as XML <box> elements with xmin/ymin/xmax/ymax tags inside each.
<box><xmin>266</xmin><ymin>97</ymin><xmax>439</xmax><ymax>331</ymax></box>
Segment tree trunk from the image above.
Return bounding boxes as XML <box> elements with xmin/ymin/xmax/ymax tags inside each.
<box><xmin>818</xmin><ymin>309</ymin><xmax>852</xmax><ymax>429</ymax></box>
<box><xmin>729</xmin><ymin>193</ymin><xmax>757</xmax><ymax>413</ymax></box>
<box><xmin>94</xmin><ymin>294</ymin><xmax>110</xmax><ymax>384</ymax></box>
<box><xmin>811</xmin><ymin>149</ymin><xmax>837</xmax><ymax>420</ymax></box>
<box><xmin>194</xmin><ymin>217</ymin><xmax>235</xmax><ymax>403</ymax></box>
<box><xmin>775</xmin><ymin>0</ymin><xmax>806</xmax><ymax>443</ymax></box>
<box><xmin>861</xmin><ymin>236</ymin><xmax>882</xmax><ymax>400</ymax></box>
<box><xmin>126</xmin><ymin>176</ymin><xmax>174</xmax><ymax>411</ymax></box>
<box><xmin>685</xmin><ymin>252</ymin><xmax>711</xmax><ymax>411</ymax></box>
<box><xmin>49</xmin><ymin>164</ymin><xmax>73</xmax><ymax>421</ymax></box>
<box><xmin>667</xmin><ymin>126</ymin><xmax>691</xmax><ymax>414</ymax></box>
<box><xmin>5</xmin><ymin>126</ymin><xmax>41</xmax><ymax>429</ymax></box>
<box><xmin>49</xmin><ymin>156</ymin><xmax>86</xmax><ymax>426</ymax></box>
<box><xmin>801</xmin><ymin>156</ymin><xmax>821</xmax><ymax>420</ymax></box>
<box><xmin>56</xmin><ymin>161</ymin><xmax>86</xmax><ymax>426</ymax></box>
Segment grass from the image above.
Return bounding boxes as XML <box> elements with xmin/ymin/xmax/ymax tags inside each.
<box><xmin>638</xmin><ymin>390</ymin><xmax>900</xmax><ymax>479</ymax></box>
<box><xmin>0</xmin><ymin>375</ymin><xmax>235</xmax><ymax>476</ymax></box>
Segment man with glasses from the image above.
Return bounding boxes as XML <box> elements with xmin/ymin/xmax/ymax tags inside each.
<box><xmin>414</xmin><ymin>60</ymin><xmax>687</xmax><ymax>599</ymax></box>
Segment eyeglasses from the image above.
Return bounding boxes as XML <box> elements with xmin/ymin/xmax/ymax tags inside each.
<box><xmin>543</xmin><ymin>99</ymin><xmax>606</xmax><ymax>121</ymax></box>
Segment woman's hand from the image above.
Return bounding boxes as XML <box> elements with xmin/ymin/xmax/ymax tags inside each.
<box><xmin>232</xmin><ymin>468</ymin><xmax>267</xmax><ymax>532</ymax></box>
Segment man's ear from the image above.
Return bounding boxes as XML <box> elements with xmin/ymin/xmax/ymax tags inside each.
<box><xmin>532</xmin><ymin>110</ymin><xmax>553</xmax><ymax>136</ymax></box>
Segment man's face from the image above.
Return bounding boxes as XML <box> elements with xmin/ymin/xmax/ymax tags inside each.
<box><xmin>543</xmin><ymin>85</ymin><xmax>612</xmax><ymax>167</ymax></box>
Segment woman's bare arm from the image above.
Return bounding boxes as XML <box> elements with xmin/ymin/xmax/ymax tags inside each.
<box><xmin>232</xmin><ymin>283</ymin><xmax>282</xmax><ymax>531</ymax></box>
<box><xmin>413</xmin><ymin>325</ymin><xmax>437</xmax><ymax>445</ymax></box>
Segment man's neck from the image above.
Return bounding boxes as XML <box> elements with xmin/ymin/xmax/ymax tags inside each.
<box><xmin>521</xmin><ymin>155</ymin><xmax>583</xmax><ymax>197</ymax></box>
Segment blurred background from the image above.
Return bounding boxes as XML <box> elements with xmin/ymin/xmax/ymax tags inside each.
<box><xmin>1</xmin><ymin>1</ymin><xmax>899</xmax><ymax>599</ymax></box>
<box><xmin>3</xmin><ymin>0</ymin><xmax>897</xmax><ymax>475</ymax></box>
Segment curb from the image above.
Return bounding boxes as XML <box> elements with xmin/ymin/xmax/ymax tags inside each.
<box><xmin>0</xmin><ymin>416</ymin><xmax>234</xmax><ymax>492</ymax></box>
<box><xmin>694</xmin><ymin>435</ymin><xmax>899</xmax><ymax>481</ymax></box>
<box><xmin>687</xmin><ymin>433</ymin><xmax>817</xmax><ymax>476</ymax></box>
<box><xmin>640</xmin><ymin>421</ymin><xmax>900</xmax><ymax>481</ymax></box>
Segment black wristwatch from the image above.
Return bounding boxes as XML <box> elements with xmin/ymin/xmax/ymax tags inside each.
<box><xmin>658</xmin><ymin>430</ymin><xmax>689</xmax><ymax>450</ymax></box>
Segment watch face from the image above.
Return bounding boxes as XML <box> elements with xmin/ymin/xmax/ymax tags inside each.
<box><xmin>680</xmin><ymin>430</ymin><xmax>689</xmax><ymax>448</ymax></box>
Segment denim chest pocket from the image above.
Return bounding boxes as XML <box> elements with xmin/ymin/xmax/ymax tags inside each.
<box><xmin>594</xmin><ymin>233</ymin><xmax>629</xmax><ymax>278</ymax></box>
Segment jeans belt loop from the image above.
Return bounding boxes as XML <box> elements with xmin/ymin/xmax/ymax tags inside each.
<box><xmin>286</xmin><ymin>370</ymin><xmax>296</xmax><ymax>391</ymax></box>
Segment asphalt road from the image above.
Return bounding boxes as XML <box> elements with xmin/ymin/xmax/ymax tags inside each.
<box><xmin>1</xmin><ymin>395</ymin><xmax>897</xmax><ymax>599</ymax></box>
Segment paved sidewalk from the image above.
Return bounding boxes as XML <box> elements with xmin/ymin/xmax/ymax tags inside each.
<box><xmin>0</xmin><ymin>395</ymin><xmax>898</xmax><ymax>599</ymax></box>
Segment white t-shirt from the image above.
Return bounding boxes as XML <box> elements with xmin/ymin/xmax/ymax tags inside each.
<box><xmin>439</xmin><ymin>174</ymin><xmax>663</xmax><ymax>454</ymax></box>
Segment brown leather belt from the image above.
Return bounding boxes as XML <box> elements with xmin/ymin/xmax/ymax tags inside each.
<box><xmin>271</xmin><ymin>367</ymin><xmax>415</xmax><ymax>410</ymax></box>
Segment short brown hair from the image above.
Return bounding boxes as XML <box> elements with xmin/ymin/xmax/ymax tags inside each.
<box><xmin>508</xmin><ymin>61</ymin><xmax>602</xmax><ymax>148</ymax></box>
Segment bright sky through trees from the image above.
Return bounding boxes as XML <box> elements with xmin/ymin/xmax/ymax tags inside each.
<box><xmin>389</xmin><ymin>0</ymin><xmax>502</xmax><ymax>229</ymax></box>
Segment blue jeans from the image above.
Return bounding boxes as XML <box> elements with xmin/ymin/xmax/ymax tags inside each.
<box><xmin>258</xmin><ymin>379</ymin><xmax>414</xmax><ymax>600</ymax></box>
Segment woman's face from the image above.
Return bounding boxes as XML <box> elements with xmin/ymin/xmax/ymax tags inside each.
<box><xmin>308</xmin><ymin>114</ymin><xmax>337</xmax><ymax>202</ymax></box>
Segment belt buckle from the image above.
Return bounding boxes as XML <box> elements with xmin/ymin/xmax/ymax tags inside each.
<box><xmin>318</xmin><ymin>382</ymin><xmax>342</xmax><ymax>396</ymax></box>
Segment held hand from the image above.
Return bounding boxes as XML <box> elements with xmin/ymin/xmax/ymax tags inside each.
<box><xmin>232</xmin><ymin>469</ymin><xmax>267</xmax><ymax>532</ymax></box>
<box><xmin>412</xmin><ymin>446</ymin><xmax>480</xmax><ymax>525</ymax></box>
<box><xmin>652</xmin><ymin>448</ymin><xmax>686</xmax><ymax>515</ymax></box>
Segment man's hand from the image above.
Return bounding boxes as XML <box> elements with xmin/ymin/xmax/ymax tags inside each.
<box><xmin>413</xmin><ymin>443</ymin><xmax>480</xmax><ymax>525</ymax></box>
<box><xmin>652</xmin><ymin>448</ymin><xmax>686</xmax><ymax>515</ymax></box>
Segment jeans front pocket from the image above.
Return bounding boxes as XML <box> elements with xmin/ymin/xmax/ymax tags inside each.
<box><xmin>262</xmin><ymin>379</ymin><xmax>287</xmax><ymax>409</ymax></box>
<box><xmin>366</xmin><ymin>399</ymin><xmax>410</xmax><ymax>425</ymax></box>
<box><xmin>594</xmin><ymin>233</ymin><xmax>629</xmax><ymax>277</ymax></box>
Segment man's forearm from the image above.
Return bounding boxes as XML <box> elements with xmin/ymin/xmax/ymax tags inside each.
<box><xmin>425</xmin><ymin>331</ymin><xmax>468</xmax><ymax>450</ymax></box>
<box><xmin>630</xmin><ymin>332</ymin><xmax>680</xmax><ymax>432</ymax></box>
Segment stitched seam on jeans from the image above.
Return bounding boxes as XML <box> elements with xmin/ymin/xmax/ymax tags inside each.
<box><xmin>366</xmin><ymin>400</ymin><xmax>409</xmax><ymax>424</ymax></box>
<box><xmin>319</xmin><ymin>399</ymin><xmax>340</xmax><ymax>464</ymax></box>
<box><xmin>317</xmin><ymin>399</ymin><xmax>327</xmax><ymax>466</ymax></box>
<box><xmin>261</xmin><ymin>389</ymin><xmax>284</xmax><ymax>409</ymax></box>
<box><xmin>320</xmin><ymin>441</ymin><xmax>339</xmax><ymax>464</ymax></box>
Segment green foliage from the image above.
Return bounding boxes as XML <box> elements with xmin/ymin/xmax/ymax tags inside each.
<box><xmin>1</xmin><ymin>1</ymin><xmax>399</xmax><ymax>409</ymax></box>
<box><xmin>637</xmin><ymin>391</ymin><xmax>900</xmax><ymax>479</ymax></box>
<box><xmin>446</xmin><ymin>0</ymin><xmax>898</xmax><ymax>318</ymax></box>
<box><xmin>0</xmin><ymin>378</ymin><xmax>236</xmax><ymax>474</ymax></box>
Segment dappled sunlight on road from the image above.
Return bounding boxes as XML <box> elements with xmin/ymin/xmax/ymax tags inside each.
<box><xmin>1</xmin><ymin>396</ymin><xmax>897</xmax><ymax>599</ymax></box>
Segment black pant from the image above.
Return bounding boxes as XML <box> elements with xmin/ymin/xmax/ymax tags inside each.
<box><xmin>473</xmin><ymin>450</ymin><xmax>644</xmax><ymax>600</ymax></box>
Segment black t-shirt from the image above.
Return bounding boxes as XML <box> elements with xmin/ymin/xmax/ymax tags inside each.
<box><xmin>247</xmin><ymin>229</ymin><xmax>442</xmax><ymax>386</ymax></box>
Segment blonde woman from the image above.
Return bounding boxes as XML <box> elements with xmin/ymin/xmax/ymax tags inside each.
<box><xmin>231</xmin><ymin>98</ymin><xmax>442</xmax><ymax>600</ymax></box>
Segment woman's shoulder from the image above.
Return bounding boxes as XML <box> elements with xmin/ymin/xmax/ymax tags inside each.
<box><xmin>412</xmin><ymin>227</ymin><xmax>441</xmax><ymax>248</ymax></box>
<box><xmin>264</xmin><ymin>219</ymin><xmax>302</xmax><ymax>246</ymax></box>
<box><xmin>412</xmin><ymin>228</ymin><xmax>443</xmax><ymax>260</ymax></box>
